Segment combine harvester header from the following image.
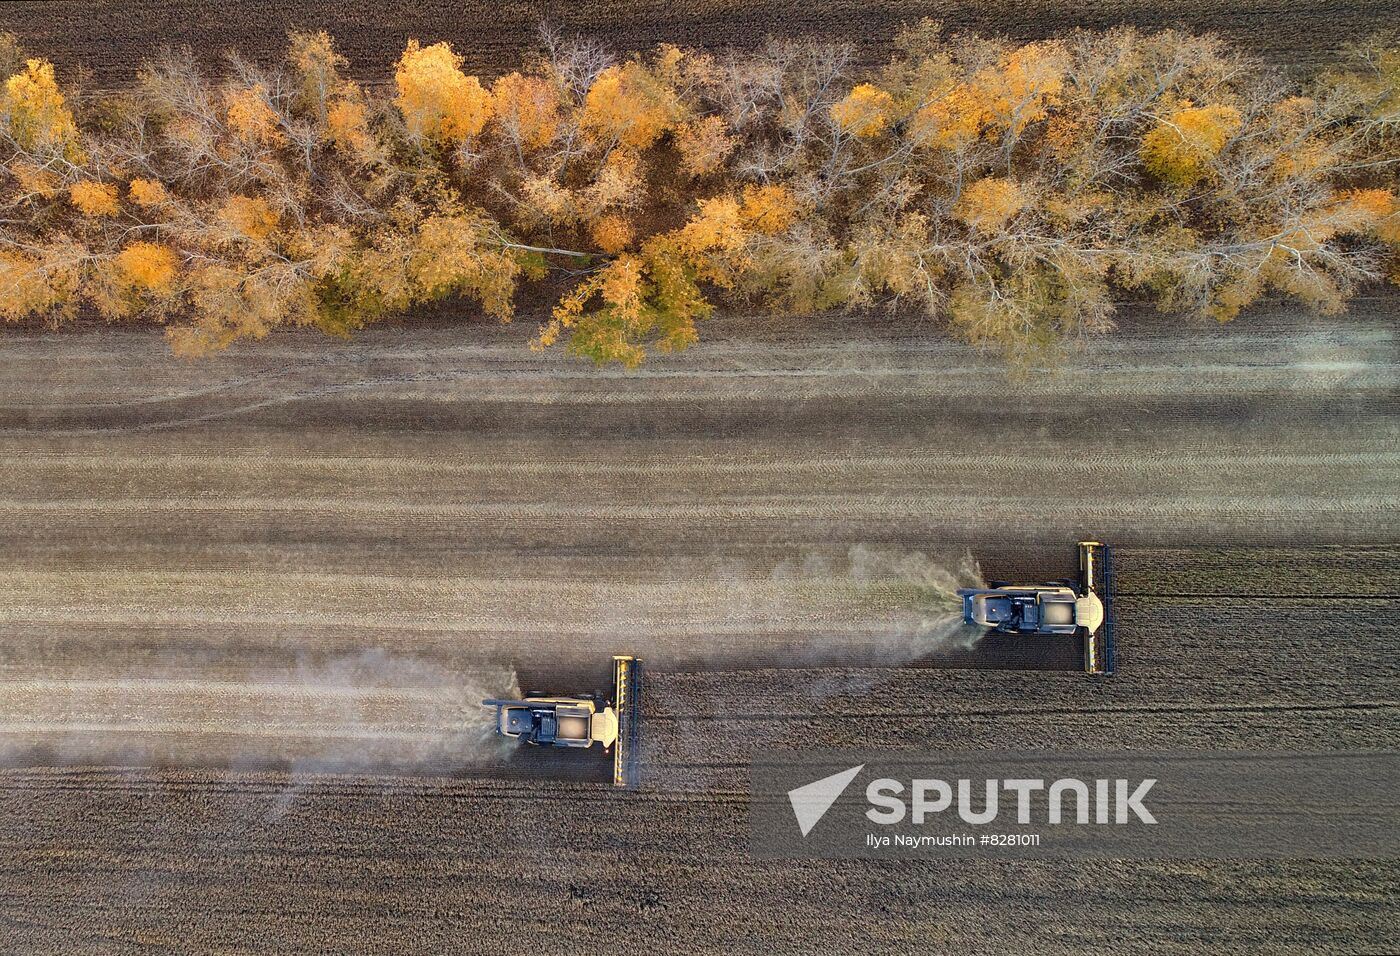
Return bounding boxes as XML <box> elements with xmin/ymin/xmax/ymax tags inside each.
<box><xmin>1078</xmin><ymin>541</ymin><xmax>1115</xmax><ymax>675</ymax></box>
<box><xmin>611</xmin><ymin>654</ymin><xmax>642</xmax><ymax>787</ymax></box>
<box><xmin>957</xmin><ymin>540</ymin><xmax>1115</xmax><ymax>675</ymax></box>
<box><xmin>483</xmin><ymin>655</ymin><xmax>643</xmax><ymax>788</ymax></box>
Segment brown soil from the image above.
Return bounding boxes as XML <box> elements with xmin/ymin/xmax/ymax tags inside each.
<box><xmin>3</xmin><ymin>0</ymin><xmax>1399</xmax><ymax>87</ymax></box>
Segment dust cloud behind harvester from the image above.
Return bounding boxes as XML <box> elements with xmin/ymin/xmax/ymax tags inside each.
<box><xmin>0</xmin><ymin>653</ymin><xmax>521</xmax><ymax>772</ymax></box>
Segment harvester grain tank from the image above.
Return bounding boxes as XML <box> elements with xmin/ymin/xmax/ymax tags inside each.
<box><xmin>483</xmin><ymin>655</ymin><xmax>643</xmax><ymax>787</ymax></box>
<box><xmin>956</xmin><ymin>541</ymin><xmax>1115</xmax><ymax>674</ymax></box>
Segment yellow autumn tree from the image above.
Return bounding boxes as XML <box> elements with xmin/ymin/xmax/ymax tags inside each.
<box><xmin>285</xmin><ymin>30</ymin><xmax>374</xmax><ymax>155</ymax></box>
<box><xmin>674</xmin><ymin>195</ymin><xmax>749</xmax><ymax>263</ymax></box>
<box><xmin>576</xmin><ymin>150</ymin><xmax>643</xmax><ymax>236</ymax></box>
<box><xmin>911</xmin><ymin>82</ymin><xmax>989</xmax><ymax>152</ymax></box>
<box><xmin>70</xmin><ymin>181</ymin><xmax>119</xmax><ymax>216</ymax></box>
<box><xmin>13</xmin><ymin>161</ymin><xmax>60</xmax><ymax>199</ymax></box>
<box><xmin>325</xmin><ymin>97</ymin><xmax>372</xmax><ymax>153</ymax></box>
<box><xmin>519</xmin><ymin>174</ymin><xmax>575</xmax><ymax>229</ymax></box>
<box><xmin>115</xmin><ymin>242</ymin><xmax>179</xmax><ymax>291</ymax></box>
<box><xmin>534</xmin><ymin>187</ymin><xmax>798</xmax><ymax>366</ymax></box>
<box><xmin>394</xmin><ymin>40</ymin><xmax>492</xmax><ymax>144</ymax></box>
<box><xmin>1263</xmin><ymin>97</ymin><xmax>1336</xmax><ymax>182</ymax></box>
<box><xmin>0</xmin><ymin>246</ymin><xmax>80</xmax><ymax>320</ymax></box>
<box><xmin>910</xmin><ymin>41</ymin><xmax>1066</xmax><ymax>151</ymax></box>
<box><xmin>348</xmin><ymin>202</ymin><xmax>522</xmax><ymax>325</ymax></box>
<box><xmin>224</xmin><ymin>83</ymin><xmax>284</xmax><ymax>144</ymax></box>
<box><xmin>738</xmin><ymin>184</ymin><xmax>798</xmax><ymax>235</ymax></box>
<box><xmin>1140</xmin><ymin>103</ymin><xmax>1242</xmax><ymax>186</ymax></box>
<box><xmin>490</xmin><ymin>72</ymin><xmax>560</xmax><ymax>151</ymax></box>
<box><xmin>590</xmin><ymin>213</ymin><xmax>634</xmax><ymax>253</ymax></box>
<box><xmin>1</xmin><ymin>58</ymin><xmax>82</xmax><ymax>159</ymax></box>
<box><xmin>0</xmin><ymin>27</ymin><xmax>1397</xmax><ymax>365</ymax></box>
<box><xmin>955</xmin><ymin>178</ymin><xmax>1027</xmax><ymax>232</ymax></box>
<box><xmin>128</xmin><ymin>178</ymin><xmax>168</xmax><ymax>206</ymax></box>
<box><xmin>218</xmin><ymin>196</ymin><xmax>279</xmax><ymax>241</ymax></box>
<box><xmin>537</xmin><ymin>253</ymin><xmax>652</xmax><ymax>366</ymax></box>
<box><xmin>980</xmin><ymin>42</ymin><xmax>1067</xmax><ymax>141</ymax></box>
<box><xmin>535</xmin><ymin>241</ymin><xmax>708</xmax><ymax>368</ymax></box>
<box><xmin>1332</xmin><ymin>188</ymin><xmax>1400</xmax><ymax>244</ymax></box>
<box><xmin>674</xmin><ymin>115</ymin><xmax>735</xmax><ymax>177</ymax></box>
<box><xmin>534</xmin><ymin>198</ymin><xmax>737</xmax><ymax>367</ymax></box>
<box><xmin>831</xmin><ymin>83</ymin><xmax>894</xmax><ymax>138</ymax></box>
<box><xmin>580</xmin><ymin>62</ymin><xmax>680</xmax><ymax>150</ymax></box>
<box><xmin>287</xmin><ymin>30</ymin><xmax>350</xmax><ymax>121</ymax></box>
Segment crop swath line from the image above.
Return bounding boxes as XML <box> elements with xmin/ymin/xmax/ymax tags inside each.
<box><xmin>1116</xmin><ymin>591</ymin><xmax>1400</xmax><ymax>600</ymax></box>
<box><xmin>644</xmin><ymin>702</ymin><xmax>1398</xmax><ymax>721</ymax></box>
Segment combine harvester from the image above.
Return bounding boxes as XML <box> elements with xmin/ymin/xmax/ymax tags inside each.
<box><xmin>483</xmin><ymin>655</ymin><xmax>643</xmax><ymax>787</ymax></box>
<box><xmin>957</xmin><ymin>541</ymin><xmax>1115</xmax><ymax>674</ymax></box>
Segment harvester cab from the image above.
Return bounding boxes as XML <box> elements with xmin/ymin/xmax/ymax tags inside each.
<box><xmin>957</xmin><ymin>541</ymin><xmax>1116</xmax><ymax>674</ymax></box>
<box><xmin>486</xmin><ymin>696</ymin><xmax>617</xmax><ymax>749</ymax></box>
<box><xmin>483</xmin><ymin>655</ymin><xmax>643</xmax><ymax>787</ymax></box>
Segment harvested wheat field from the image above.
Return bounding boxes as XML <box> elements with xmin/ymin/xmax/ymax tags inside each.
<box><xmin>0</xmin><ymin>300</ymin><xmax>1397</xmax><ymax>952</ymax></box>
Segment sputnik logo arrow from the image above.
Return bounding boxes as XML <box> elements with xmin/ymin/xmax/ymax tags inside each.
<box><xmin>787</xmin><ymin>764</ymin><xmax>864</xmax><ymax>837</ymax></box>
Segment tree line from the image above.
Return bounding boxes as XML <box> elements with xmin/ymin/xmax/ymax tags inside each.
<box><xmin>0</xmin><ymin>23</ymin><xmax>1396</xmax><ymax>364</ymax></box>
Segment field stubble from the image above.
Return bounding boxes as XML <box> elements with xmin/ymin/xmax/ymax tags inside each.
<box><xmin>0</xmin><ymin>305</ymin><xmax>1394</xmax><ymax>951</ymax></box>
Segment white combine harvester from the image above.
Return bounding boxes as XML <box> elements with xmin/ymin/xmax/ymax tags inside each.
<box><xmin>483</xmin><ymin>655</ymin><xmax>642</xmax><ymax>787</ymax></box>
<box><xmin>957</xmin><ymin>541</ymin><xmax>1116</xmax><ymax>674</ymax></box>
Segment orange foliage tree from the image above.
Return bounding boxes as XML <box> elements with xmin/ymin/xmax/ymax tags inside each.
<box><xmin>0</xmin><ymin>24</ymin><xmax>1396</xmax><ymax>365</ymax></box>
